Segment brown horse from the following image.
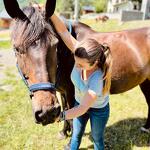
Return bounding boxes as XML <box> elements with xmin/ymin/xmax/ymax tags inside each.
<box><xmin>4</xmin><ymin>0</ymin><xmax>150</xmax><ymax>137</ymax></box>
<box><xmin>95</xmin><ymin>15</ymin><xmax>109</xmax><ymax>23</ymax></box>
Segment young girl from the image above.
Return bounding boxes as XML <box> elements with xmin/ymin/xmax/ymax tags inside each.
<box><xmin>50</xmin><ymin>14</ymin><xmax>112</xmax><ymax>150</ymax></box>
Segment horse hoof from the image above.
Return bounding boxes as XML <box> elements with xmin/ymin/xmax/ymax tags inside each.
<box><xmin>57</xmin><ymin>131</ymin><xmax>67</xmax><ymax>140</ymax></box>
<box><xmin>140</xmin><ymin>127</ymin><xmax>150</xmax><ymax>133</ymax></box>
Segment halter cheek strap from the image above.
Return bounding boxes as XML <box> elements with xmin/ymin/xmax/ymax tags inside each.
<box><xmin>16</xmin><ymin>63</ymin><xmax>56</xmax><ymax>97</ymax></box>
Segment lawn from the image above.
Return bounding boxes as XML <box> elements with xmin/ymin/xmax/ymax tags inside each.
<box><xmin>0</xmin><ymin>41</ymin><xmax>11</xmax><ymax>50</ymax></box>
<box><xmin>0</xmin><ymin>30</ymin><xmax>11</xmax><ymax>50</ymax></box>
<box><xmin>0</xmin><ymin>19</ymin><xmax>150</xmax><ymax>150</ymax></box>
<box><xmin>0</xmin><ymin>67</ymin><xmax>149</xmax><ymax>150</ymax></box>
<box><xmin>81</xmin><ymin>19</ymin><xmax>150</xmax><ymax>32</ymax></box>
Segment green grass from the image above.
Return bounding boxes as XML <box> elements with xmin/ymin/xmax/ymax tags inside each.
<box><xmin>0</xmin><ymin>19</ymin><xmax>150</xmax><ymax>150</ymax></box>
<box><xmin>81</xmin><ymin>19</ymin><xmax>150</xmax><ymax>32</ymax></box>
<box><xmin>0</xmin><ymin>70</ymin><xmax>149</xmax><ymax>150</ymax></box>
<box><xmin>0</xmin><ymin>41</ymin><xmax>12</xmax><ymax>50</ymax></box>
<box><xmin>0</xmin><ymin>30</ymin><xmax>11</xmax><ymax>50</ymax></box>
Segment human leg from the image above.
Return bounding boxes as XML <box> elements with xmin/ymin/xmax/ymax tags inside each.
<box><xmin>89</xmin><ymin>104</ymin><xmax>110</xmax><ymax>150</ymax></box>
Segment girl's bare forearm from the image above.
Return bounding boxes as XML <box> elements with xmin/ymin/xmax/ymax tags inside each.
<box><xmin>51</xmin><ymin>14</ymin><xmax>78</xmax><ymax>53</ymax></box>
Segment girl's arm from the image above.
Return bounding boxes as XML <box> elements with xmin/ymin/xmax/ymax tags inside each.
<box><xmin>51</xmin><ymin>14</ymin><xmax>78</xmax><ymax>53</ymax></box>
<box><xmin>64</xmin><ymin>90</ymin><xmax>97</xmax><ymax>120</ymax></box>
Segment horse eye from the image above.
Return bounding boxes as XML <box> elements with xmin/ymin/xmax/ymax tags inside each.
<box><xmin>14</xmin><ymin>47</ymin><xmax>19</xmax><ymax>53</ymax></box>
<box><xmin>31</xmin><ymin>41</ymin><xmax>37</xmax><ymax>47</ymax></box>
<box><xmin>31</xmin><ymin>39</ymin><xmax>40</xmax><ymax>47</ymax></box>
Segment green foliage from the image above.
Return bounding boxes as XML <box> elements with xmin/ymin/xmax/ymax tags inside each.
<box><xmin>37</xmin><ymin>0</ymin><xmax>45</xmax><ymax>3</ymax></box>
<box><xmin>93</xmin><ymin>0</ymin><xmax>108</xmax><ymax>13</ymax></box>
<box><xmin>0</xmin><ymin>0</ymin><xmax>108</xmax><ymax>14</ymax></box>
<box><xmin>131</xmin><ymin>0</ymin><xmax>142</xmax><ymax>3</ymax></box>
<box><xmin>56</xmin><ymin>0</ymin><xmax>108</xmax><ymax>13</ymax></box>
<box><xmin>80</xmin><ymin>0</ymin><xmax>93</xmax><ymax>6</ymax></box>
<box><xmin>56</xmin><ymin>0</ymin><xmax>74</xmax><ymax>12</ymax></box>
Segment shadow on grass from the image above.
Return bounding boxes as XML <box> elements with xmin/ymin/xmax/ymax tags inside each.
<box><xmin>80</xmin><ymin>118</ymin><xmax>150</xmax><ymax>150</ymax></box>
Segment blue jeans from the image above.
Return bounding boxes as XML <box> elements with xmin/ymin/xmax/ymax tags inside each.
<box><xmin>70</xmin><ymin>101</ymin><xmax>109</xmax><ymax>150</ymax></box>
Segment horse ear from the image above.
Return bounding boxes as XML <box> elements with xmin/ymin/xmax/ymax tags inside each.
<box><xmin>45</xmin><ymin>0</ymin><xmax>56</xmax><ymax>19</ymax></box>
<box><xmin>3</xmin><ymin>0</ymin><xmax>30</xmax><ymax>22</ymax></box>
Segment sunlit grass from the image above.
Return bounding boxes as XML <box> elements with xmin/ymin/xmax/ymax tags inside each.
<box><xmin>81</xmin><ymin>19</ymin><xmax>150</xmax><ymax>32</ymax></box>
<box><xmin>0</xmin><ymin>41</ymin><xmax>12</xmax><ymax>50</ymax></box>
<box><xmin>0</xmin><ymin>30</ymin><xmax>11</xmax><ymax>50</ymax></box>
<box><xmin>0</xmin><ymin>71</ymin><xmax>149</xmax><ymax>150</ymax></box>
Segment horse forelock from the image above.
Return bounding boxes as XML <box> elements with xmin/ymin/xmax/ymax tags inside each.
<box><xmin>11</xmin><ymin>6</ymin><xmax>57</xmax><ymax>52</ymax></box>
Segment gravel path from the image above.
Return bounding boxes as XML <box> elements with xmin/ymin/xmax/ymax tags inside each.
<box><xmin>0</xmin><ymin>49</ymin><xmax>16</xmax><ymax>84</ymax></box>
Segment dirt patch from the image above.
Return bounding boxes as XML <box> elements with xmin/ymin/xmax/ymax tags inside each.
<box><xmin>0</xmin><ymin>49</ymin><xmax>17</xmax><ymax>84</ymax></box>
<box><xmin>0</xmin><ymin>29</ymin><xmax>10</xmax><ymax>35</ymax></box>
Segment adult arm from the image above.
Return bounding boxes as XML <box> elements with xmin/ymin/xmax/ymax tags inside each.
<box><xmin>51</xmin><ymin>14</ymin><xmax>78</xmax><ymax>53</ymax></box>
<box><xmin>64</xmin><ymin>90</ymin><xmax>97</xmax><ymax>120</ymax></box>
<box><xmin>61</xmin><ymin>72</ymin><xmax>104</xmax><ymax>120</ymax></box>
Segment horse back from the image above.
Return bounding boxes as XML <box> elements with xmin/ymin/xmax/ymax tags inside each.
<box><xmin>72</xmin><ymin>23</ymin><xmax>150</xmax><ymax>93</ymax></box>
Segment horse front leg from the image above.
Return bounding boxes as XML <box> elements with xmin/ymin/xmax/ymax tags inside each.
<box><xmin>58</xmin><ymin>91</ymin><xmax>74</xmax><ymax>140</ymax></box>
<box><xmin>140</xmin><ymin>79</ymin><xmax>150</xmax><ymax>133</ymax></box>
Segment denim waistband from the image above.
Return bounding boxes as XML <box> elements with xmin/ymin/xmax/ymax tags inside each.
<box><xmin>74</xmin><ymin>100</ymin><xmax>109</xmax><ymax>111</ymax></box>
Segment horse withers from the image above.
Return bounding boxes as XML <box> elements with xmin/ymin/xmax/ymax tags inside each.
<box><xmin>3</xmin><ymin>0</ymin><xmax>150</xmax><ymax>135</ymax></box>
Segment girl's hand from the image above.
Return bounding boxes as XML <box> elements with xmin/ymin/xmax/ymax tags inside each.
<box><xmin>56</xmin><ymin>111</ymin><xmax>66</xmax><ymax>122</ymax></box>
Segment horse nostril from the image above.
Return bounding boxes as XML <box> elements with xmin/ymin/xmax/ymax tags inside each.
<box><xmin>35</xmin><ymin>110</ymin><xmax>43</xmax><ymax>123</ymax></box>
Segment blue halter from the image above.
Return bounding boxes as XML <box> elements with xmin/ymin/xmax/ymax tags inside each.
<box><xmin>16</xmin><ymin>64</ymin><xmax>56</xmax><ymax>97</ymax></box>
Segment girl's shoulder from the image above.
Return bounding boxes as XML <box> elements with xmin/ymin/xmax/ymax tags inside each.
<box><xmin>89</xmin><ymin>69</ymin><xmax>103</xmax><ymax>81</ymax></box>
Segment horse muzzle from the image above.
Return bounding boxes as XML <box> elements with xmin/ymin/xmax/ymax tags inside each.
<box><xmin>34</xmin><ymin>103</ymin><xmax>61</xmax><ymax>125</ymax></box>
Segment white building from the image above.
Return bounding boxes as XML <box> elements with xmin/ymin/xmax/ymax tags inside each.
<box><xmin>141</xmin><ymin>0</ymin><xmax>150</xmax><ymax>19</ymax></box>
<box><xmin>107</xmin><ymin>0</ymin><xmax>140</xmax><ymax>13</ymax></box>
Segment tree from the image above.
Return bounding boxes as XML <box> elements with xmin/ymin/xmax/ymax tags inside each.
<box><xmin>92</xmin><ymin>0</ymin><xmax>108</xmax><ymax>13</ymax></box>
<box><xmin>131</xmin><ymin>0</ymin><xmax>142</xmax><ymax>4</ymax></box>
<box><xmin>80</xmin><ymin>0</ymin><xmax>93</xmax><ymax>6</ymax></box>
<box><xmin>56</xmin><ymin>0</ymin><xmax>74</xmax><ymax>12</ymax></box>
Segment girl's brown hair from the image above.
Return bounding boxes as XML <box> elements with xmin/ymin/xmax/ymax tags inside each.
<box><xmin>75</xmin><ymin>39</ymin><xmax>112</xmax><ymax>95</ymax></box>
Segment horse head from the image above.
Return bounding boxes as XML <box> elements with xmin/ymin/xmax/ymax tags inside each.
<box><xmin>3</xmin><ymin>0</ymin><xmax>60</xmax><ymax>125</ymax></box>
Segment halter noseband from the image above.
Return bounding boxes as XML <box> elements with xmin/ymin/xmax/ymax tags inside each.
<box><xmin>16</xmin><ymin>63</ymin><xmax>56</xmax><ymax>98</ymax></box>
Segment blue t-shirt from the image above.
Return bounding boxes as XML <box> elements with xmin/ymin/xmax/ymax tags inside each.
<box><xmin>71</xmin><ymin>66</ymin><xmax>109</xmax><ymax>108</ymax></box>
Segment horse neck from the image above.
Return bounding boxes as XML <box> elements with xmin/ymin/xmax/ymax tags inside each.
<box><xmin>72</xmin><ymin>21</ymin><xmax>95</xmax><ymax>41</ymax></box>
<box><xmin>50</xmin><ymin>20</ymin><xmax>75</xmax><ymax>67</ymax></box>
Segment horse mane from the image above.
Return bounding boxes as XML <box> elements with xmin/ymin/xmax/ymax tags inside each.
<box><xmin>11</xmin><ymin>6</ymin><xmax>57</xmax><ymax>52</ymax></box>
